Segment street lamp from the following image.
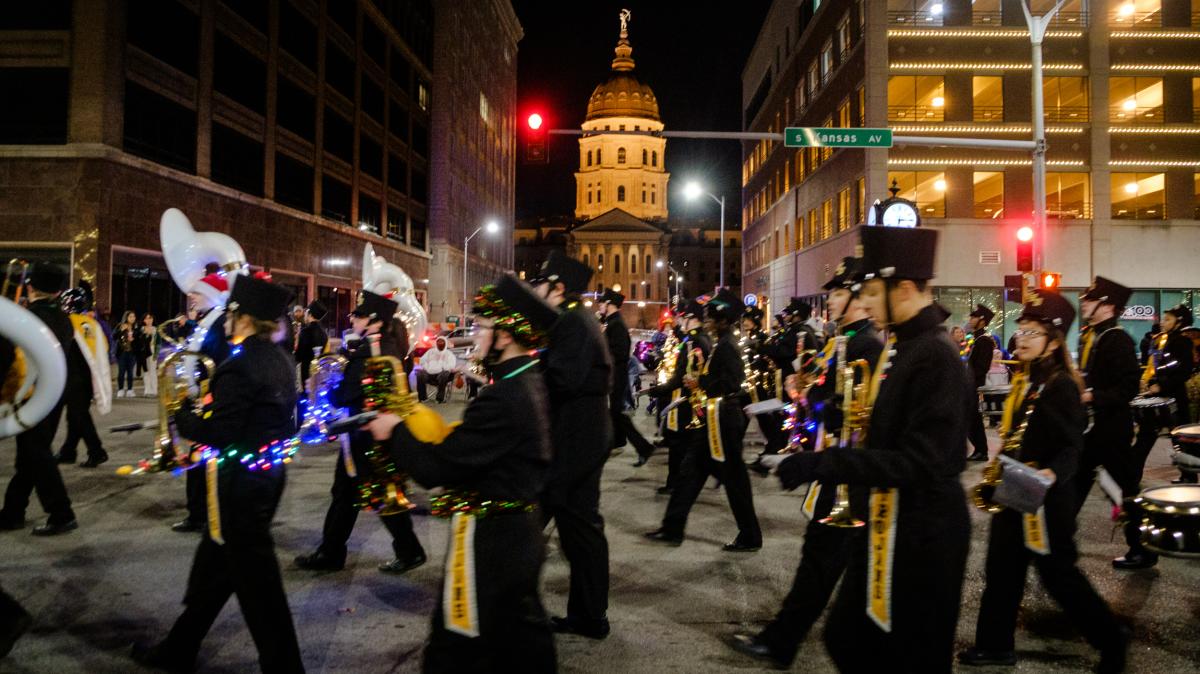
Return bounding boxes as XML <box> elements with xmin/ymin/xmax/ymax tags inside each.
<box><xmin>657</xmin><ymin>259</ymin><xmax>682</xmax><ymax>304</ymax></box>
<box><xmin>683</xmin><ymin>181</ymin><xmax>726</xmax><ymax>289</ymax></box>
<box><xmin>463</xmin><ymin>220</ymin><xmax>501</xmax><ymax>317</ymax></box>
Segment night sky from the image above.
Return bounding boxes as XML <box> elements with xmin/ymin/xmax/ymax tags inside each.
<box><xmin>512</xmin><ymin>1</ymin><xmax>773</xmax><ymax>223</ymax></box>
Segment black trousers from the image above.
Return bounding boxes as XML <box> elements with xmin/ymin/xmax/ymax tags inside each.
<box><xmin>317</xmin><ymin>449</ymin><xmax>424</xmax><ymax>562</ymax></box>
<box><xmin>1</xmin><ymin>403</ymin><xmax>74</xmax><ymax>525</ymax></box>
<box><xmin>661</xmin><ymin>420</ymin><xmax>762</xmax><ymax>545</ymax></box>
<box><xmin>1073</xmin><ymin>415</ymin><xmax>1145</xmax><ymax>550</ymax></box>
<box><xmin>423</xmin><ymin>511</ymin><xmax>556</xmax><ymax>674</ymax></box>
<box><xmin>416</xmin><ymin>370</ymin><xmax>454</xmax><ymax>402</ymax></box>
<box><xmin>159</xmin><ymin>467</ymin><xmax>304</xmax><ymax>673</ymax></box>
<box><xmin>185</xmin><ymin>465</ymin><xmax>206</xmax><ymax>526</ymax></box>
<box><xmin>664</xmin><ymin>431</ymin><xmax>686</xmax><ymax>490</ymax></box>
<box><xmin>56</xmin><ymin>387</ymin><xmax>104</xmax><ymax>462</ymax></box>
<box><xmin>757</xmin><ymin>501</ymin><xmax>855</xmax><ymax>663</ymax></box>
<box><xmin>968</xmin><ymin>406</ymin><xmax>989</xmax><ymax>455</ymax></box>
<box><xmin>755</xmin><ymin>412</ymin><xmax>787</xmax><ymax>455</ymax></box>
<box><xmin>974</xmin><ymin>501</ymin><xmax>1122</xmax><ymax>653</ymax></box>
<box><xmin>542</xmin><ymin>460</ymin><xmax>609</xmax><ymax>623</ymax></box>
<box><xmin>611</xmin><ymin>406</ymin><xmax>655</xmax><ymax>457</ymax></box>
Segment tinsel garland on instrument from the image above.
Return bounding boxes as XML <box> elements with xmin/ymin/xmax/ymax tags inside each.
<box><xmin>356</xmin><ymin>355</ymin><xmax>414</xmax><ymax>513</ymax></box>
<box><xmin>146</xmin><ymin>437</ymin><xmax>301</xmax><ymax>476</ymax></box>
<box><xmin>429</xmin><ymin>489</ymin><xmax>536</xmax><ymax>519</ymax></box>
<box><xmin>471</xmin><ymin>285</ymin><xmax>550</xmax><ymax>349</ymax></box>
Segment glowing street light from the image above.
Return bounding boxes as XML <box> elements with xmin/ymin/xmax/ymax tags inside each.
<box><xmin>682</xmin><ymin>181</ymin><xmax>727</xmax><ymax>289</ymax></box>
<box><xmin>463</xmin><ymin>220</ymin><xmax>502</xmax><ymax>313</ymax></box>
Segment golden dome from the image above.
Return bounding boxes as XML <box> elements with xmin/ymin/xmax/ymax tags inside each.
<box><xmin>584</xmin><ymin>23</ymin><xmax>660</xmax><ymax>122</ymax></box>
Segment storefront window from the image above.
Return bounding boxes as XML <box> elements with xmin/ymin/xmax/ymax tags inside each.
<box><xmin>1111</xmin><ymin>172</ymin><xmax>1166</xmax><ymax>219</ymax></box>
<box><xmin>973</xmin><ymin>172</ymin><xmax>1004</xmax><ymax>218</ymax></box>
<box><xmin>1109</xmin><ymin>77</ymin><xmax>1163</xmax><ymax>123</ymax></box>
<box><xmin>973</xmin><ymin>77</ymin><xmax>1004</xmax><ymax>123</ymax></box>
<box><xmin>888</xmin><ymin>171</ymin><xmax>946</xmax><ymax>218</ymax></box>
<box><xmin>1046</xmin><ymin>172</ymin><xmax>1091</xmax><ymax>219</ymax></box>
<box><xmin>888</xmin><ymin>76</ymin><xmax>944</xmax><ymax>122</ymax></box>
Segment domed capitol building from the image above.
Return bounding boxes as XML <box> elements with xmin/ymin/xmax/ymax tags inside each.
<box><xmin>515</xmin><ymin>12</ymin><xmax>740</xmax><ymax>327</ymax></box>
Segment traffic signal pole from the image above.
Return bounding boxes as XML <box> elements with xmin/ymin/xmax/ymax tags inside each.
<box><xmin>1023</xmin><ymin>0</ymin><xmax>1067</xmax><ymax>273</ymax></box>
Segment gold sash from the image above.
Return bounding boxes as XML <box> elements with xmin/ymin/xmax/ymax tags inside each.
<box><xmin>802</xmin><ymin>481</ymin><xmax>822</xmax><ymax>519</ymax></box>
<box><xmin>1023</xmin><ymin>508</ymin><xmax>1050</xmax><ymax>555</ymax></box>
<box><xmin>667</xmin><ymin>390</ymin><xmax>680</xmax><ymax>432</ymax></box>
<box><xmin>706</xmin><ymin>397</ymin><xmax>724</xmax><ymax>462</ymax></box>
<box><xmin>205</xmin><ymin>455</ymin><xmax>224</xmax><ymax>545</ymax></box>
<box><xmin>867</xmin><ymin>487</ymin><xmax>898</xmax><ymax>632</ymax></box>
<box><xmin>444</xmin><ymin>512</ymin><xmax>480</xmax><ymax>638</ymax></box>
<box><xmin>1079</xmin><ymin>329</ymin><xmax>1096</xmax><ymax>371</ymax></box>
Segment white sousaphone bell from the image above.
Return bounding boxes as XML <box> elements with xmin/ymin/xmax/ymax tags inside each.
<box><xmin>363</xmin><ymin>243</ymin><xmax>428</xmax><ymax>345</ymax></box>
<box><xmin>160</xmin><ymin>207</ymin><xmax>249</xmax><ymax>311</ymax></box>
<box><xmin>0</xmin><ymin>297</ymin><xmax>67</xmax><ymax>438</ymax></box>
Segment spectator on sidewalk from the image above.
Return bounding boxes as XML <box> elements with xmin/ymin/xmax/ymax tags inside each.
<box><xmin>114</xmin><ymin>311</ymin><xmax>138</xmax><ymax>398</ymax></box>
<box><xmin>417</xmin><ymin>337</ymin><xmax>457</xmax><ymax>403</ymax></box>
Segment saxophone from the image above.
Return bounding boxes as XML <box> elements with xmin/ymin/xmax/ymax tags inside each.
<box><xmin>357</xmin><ymin>334</ymin><xmax>418</xmax><ymax>514</ymax></box>
<box><xmin>820</xmin><ymin>335</ymin><xmax>870</xmax><ymax>528</ymax></box>
<box><xmin>656</xmin><ymin>331</ymin><xmax>679</xmax><ymax>386</ymax></box>
<box><xmin>685</xmin><ymin>345</ymin><xmax>708</xmax><ymax>429</ymax></box>
<box><xmin>971</xmin><ymin>385</ymin><xmax>1033</xmax><ymax>513</ymax></box>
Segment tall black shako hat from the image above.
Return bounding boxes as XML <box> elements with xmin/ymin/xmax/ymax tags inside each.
<box><xmin>473</xmin><ymin>274</ymin><xmax>559</xmax><ymax>349</ymax></box>
<box><xmin>600</xmin><ymin>288</ymin><xmax>625</xmax><ymax>308</ymax></box>
<box><xmin>1018</xmin><ymin>289</ymin><xmax>1075</xmax><ymax>334</ymax></box>
<box><xmin>970</xmin><ymin>304</ymin><xmax>996</xmax><ymax>324</ymax></box>
<box><xmin>857</xmin><ymin>226</ymin><xmax>938</xmax><ymax>282</ymax></box>
<box><xmin>226</xmin><ymin>274</ymin><xmax>293</xmax><ymax>322</ymax></box>
<box><xmin>1164</xmin><ymin>304</ymin><xmax>1194</xmax><ymax>328</ymax></box>
<box><xmin>743</xmin><ymin>305</ymin><xmax>764</xmax><ymax>324</ymax></box>
<box><xmin>352</xmin><ymin>289</ymin><xmax>398</xmax><ymax>324</ymax></box>
<box><xmin>27</xmin><ymin>261</ymin><xmax>69</xmax><ymax>294</ymax></box>
<box><xmin>532</xmin><ymin>250</ymin><xmax>593</xmax><ymax>296</ymax></box>
<box><xmin>705</xmin><ymin>288</ymin><xmax>745</xmax><ymax>323</ymax></box>
<box><xmin>679</xmin><ymin>298</ymin><xmax>706</xmax><ymax>319</ymax></box>
<box><xmin>1080</xmin><ymin>276</ymin><xmax>1132</xmax><ymax>309</ymax></box>
<box><xmin>307</xmin><ymin>300</ymin><xmax>329</xmax><ymax>321</ymax></box>
<box><xmin>823</xmin><ymin>257</ymin><xmax>863</xmax><ymax>292</ymax></box>
<box><xmin>782</xmin><ymin>297</ymin><xmax>812</xmax><ymax>319</ymax></box>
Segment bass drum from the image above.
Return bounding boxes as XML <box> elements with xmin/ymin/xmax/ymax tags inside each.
<box><xmin>1135</xmin><ymin>484</ymin><xmax>1200</xmax><ymax>558</ymax></box>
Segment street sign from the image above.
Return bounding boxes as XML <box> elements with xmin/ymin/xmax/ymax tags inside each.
<box><xmin>743</xmin><ymin>293</ymin><xmax>757</xmax><ymax>307</ymax></box>
<box><xmin>783</xmin><ymin>127</ymin><xmax>893</xmax><ymax>148</ymax></box>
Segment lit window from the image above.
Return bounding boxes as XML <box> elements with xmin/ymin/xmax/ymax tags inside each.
<box><xmin>855</xmin><ymin>177</ymin><xmax>866</xmax><ymax>223</ymax></box>
<box><xmin>642</xmin><ymin>148</ymin><xmax>648</xmax><ymax>164</ymax></box>
<box><xmin>417</xmin><ymin>82</ymin><xmax>429</xmax><ymax>111</ymax></box>
<box><xmin>973</xmin><ymin>171</ymin><xmax>1004</xmax><ymax>218</ymax></box>
<box><xmin>971</xmin><ymin>0</ymin><xmax>1001</xmax><ymax>25</ymax></box>
<box><xmin>887</xmin><ymin>171</ymin><xmax>946</xmax><ymax>218</ymax></box>
<box><xmin>1109</xmin><ymin>0</ymin><xmax>1161</xmax><ymax>28</ymax></box>
<box><xmin>821</xmin><ymin>200</ymin><xmax>833</xmax><ymax>239</ymax></box>
<box><xmin>1046</xmin><ymin>173</ymin><xmax>1091</xmax><ymax>219</ymax></box>
<box><xmin>652</xmin><ymin>150</ymin><xmax>657</xmax><ymax>166</ymax></box>
<box><xmin>1043</xmin><ymin>77</ymin><xmax>1089</xmax><ymax>122</ymax></box>
<box><xmin>587</xmin><ymin>150</ymin><xmax>593</xmax><ymax>166</ymax></box>
<box><xmin>973</xmin><ymin>77</ymin><xmax>1003</xmax><ymax>123</ymax></box>
<box><xmin>1111</xmin><ymin>172</ymin><xmax>1165</xmax><ymax>219</ymax></box>
<box><xmin>837</xmin><ymin>187</ymin><xmax>851</xmax><ymax>232</ymax></box>
<box><xmin>1193</xmin><ymin>172</ymin><xmax>1200</xmax><ymax>219</ymax></box>
<box><xmin>820</xmin><ymin>39</ymin><xmax>834</xmax><ymax>79</ymax></box>
<box><xmin>1110</xmin><ymin>77</ymin><xmax>1163</xmax><ymax>123</ymax></box>
<box><xmin>888</xmin><ymin>76</ymin><xmax>944</xmax><ymax>122</ymax></box>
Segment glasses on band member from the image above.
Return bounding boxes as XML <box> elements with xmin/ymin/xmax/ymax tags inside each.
<box><xmin>1013</xmin><ymin>329</ymin><xmax>1049</xmax><ymax>339</ymax></box>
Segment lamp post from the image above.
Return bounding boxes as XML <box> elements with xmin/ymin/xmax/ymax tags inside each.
<box><xmin>683</xmin><ymin>181</ymin><xmax>726</xmax><ymax>290</ymax></box>
<box><xmin>463</xmin><ymin>220</ymin><xmax>500</xmax><ymax>318</ymax></box>
<box><xmin>656</xmin><ymin>259</ymin><xmax>681</xmax><ymax>305</ymax></box>
<box><xmin>1020</xmin><ymin>0</ymin><xmax>1067</xmax><ymax>272</ymax></box>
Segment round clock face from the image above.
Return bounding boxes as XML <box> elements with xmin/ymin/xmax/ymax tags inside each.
<box><xmin>881</xmin><ymin>202</ymin><xmax>919</xmax><ymax>228</ymax></box>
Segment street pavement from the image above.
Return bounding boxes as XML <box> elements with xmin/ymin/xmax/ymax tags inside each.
<box><xmin>2</xmin><ymin>389</ymin><xmax>1199</xmax><ymax>673</ymax></box>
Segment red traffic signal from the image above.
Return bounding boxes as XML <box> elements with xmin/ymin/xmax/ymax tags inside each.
<box><xmin>522</xmin><ymin>110</ymin><xmax>549</xmax><ymax>164</ymax></box>
<box><xmin>1040</xmin><ymin>271</ymin><xmax>1061</xmax><ymax>291</ymax></box>
<box><xmin>1015</xmin><ymin>226</ymin><xmax>1034</xmax><ymax>272</ymax></box>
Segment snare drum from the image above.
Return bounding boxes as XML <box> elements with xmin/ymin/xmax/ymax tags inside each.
<box><xmin>1130</xmin><ymin>395</ymin><xmax>1176</xmax><ymax>432</ymax></box>
<box><xmin>1171</xmin><ymin>424</ymin><xmax>1200</xmax><ymax>469</ymax></box>
<box><xmin>1135</xmin><ymin>484</ymin><xmax>1200</xmax><ymax>558</ymax></box>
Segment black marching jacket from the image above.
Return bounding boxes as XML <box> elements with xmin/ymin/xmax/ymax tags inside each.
<box><xmin>643</xmin><ymin>328</ymin><xmax>712</xmax><ymax>431</ymax></box>
<box><xmin>1149</xmin><ymin>329</ymin><xmax>1195</xmax><ymax>420</ymax></box>
<box><xmin>1009</xmin><ymin>368</ymin><xmax>1087</xmax><ymax>495</ymax></box>
<box><xmin>294</xmin><ymin>321</ymin><xmax>329</xmax><ymax>383</ymax></box>
<box><xmin>1078</xmin><ymin>318</ymin><xmax>1140</xmax><ymax>433</ymax></box>
<box><xmin>603</xmin><ymin>311</ymin><xmax>631</xmax><ymax>411</ymax></box>
<box><xmin>967</xmin><ymin>328</ymin><xmax>996</xmax><ymax>389</ymax></box>
<box><xmin>806</xmin><ymin>318</ymin><xmax>884</xmax><ymax>437</ymax></box>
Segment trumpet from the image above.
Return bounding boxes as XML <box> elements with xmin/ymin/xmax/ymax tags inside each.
<box><xmin>820</xmin><ymin>336</ymin><xmax>869</xmax><ymax>529</ymax></box>
<box><xmin>684</xmin><ymin>346</ymin><xmax>708</xmax><ymax>429</ymax></box>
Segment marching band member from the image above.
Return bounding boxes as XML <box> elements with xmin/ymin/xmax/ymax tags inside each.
<box><xmin>132</xmin><ymin>275</ymin><xmax>304</xmax><ymax>673</ymax></box>
<box><xmin>732</xmin><ymin>256</ymin><xmax>883</xmax><ymax>667</ymax></box>
<box><xmin>364</xmin><ymin>274</ymin><xmax>559</xmax><ymax>673</ymax></box>
<box><xmin>639</xmin><ymin>301</ymin><xmax>711</xmax><ymax>489</ymax></box>
<box><xmin>965</xmin><ymin>304</ymin><xmax>997</xmax><ymax>461</ymax></box>
<box><xmin>1069</xmin><ymin>278</ymin><xmax>1147</xmax><ymax>569</ymax></box>
<box><xmin>54</xmin><ymin>281</ymin><xmax>112</xmax><ymax>468</ymax></box>
<box><xmin>529</xmin><ymin>250</ymin><xmax>614</xmax><ymax>640</ymax></box>
<box><xmin>740</xmin><ymin>305</ymin><xmax>784</xmax><ymax>458</ymax></box>
<box><xmin>645</xmin><ymin>289</ymin><xmax>762</xmax><ymax>552</ymax></box>
<box><xmin>599</xmin><ymin>289</ymin><xmax>656</xmax><ymax>462</ymax></box>
<box><xmin>0</xmin><ymin>262</ymin><xmax>80</xmax><ymax>536</ymax></box>
<box><xmin>295</xmin><ymin>290</ymin><xmax>427</xmax><ymax>575</ymax></box>
<box><xmin>293</xmin><ymin>300</ymin><xmax>329</xmax><ymax>392</ymax></box>
<box><xmin>1150</xmin><ymin>304</ymin><xmax>1195</xmax><ymax>484</ymax></box>
<box><xmin>768</xmin><ymin>226</ymin><xmax>972</xmax><ymax>671</ymax></box>
<box><xmin>959</xmin><ymin>289</ymin><xmax>1128</xmax><ymax>672</ymax></box>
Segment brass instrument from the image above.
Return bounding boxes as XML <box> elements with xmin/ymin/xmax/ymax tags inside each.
<box><xmin>972</xmin><ymin>383</ymin><xmax>1033</xmax><ymax>513</ymax></box>
<box><xmin>298</xmin><ymin>351</ymin><xmax>347</xmax><ymax>443</ymax></box>
<box><xmin>1</xmin><ymin>258</ymin><xmax>30</xmax><ymax>303</ymax></box>
<box><xmin>684</xmin><ymin>346</ymin><xmax>708</xmax><ymax>429</ymax></box>
<box><xmin>0</xmin><ymin>294</ymin><xmax>68</xmax><ymax>438</ymax></box>
<box><xmin>656</xmin><ymin>330</ymin><xmax>679</xmax><ymax>385</ymax></box>
<box><xmin>357</xmin><ymin>334</ymin><xmax>419</xmax><ymax>514</ymax></box>
<box><xmin>149</xmin><ymin>349</ymin><xmax>217</xmax><ymax>472</ymax></box>
<box><xmin>820</xmin><ymin>335</ymin><xmax>869</xmax><ymax>528</ymax></box>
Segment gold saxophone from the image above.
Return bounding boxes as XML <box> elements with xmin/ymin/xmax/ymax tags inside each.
<box><xmin>656</xmin><ymin>331</ymin><xmax>679</xmax><ymax>385</ymax></box>
<box><xmin>820</xmin><ymin>335</ymin><xmax>871</xmax><ymax>528</ymax></box>
<box><xmin>685</xmin><ymin>345</ymin><xmax>708</xmax><ymax>429</ymax></box>
<box><xmin>972</xmin><ymin>385</ymin><xmax>1033</xmax><ymax>513</ymax></box>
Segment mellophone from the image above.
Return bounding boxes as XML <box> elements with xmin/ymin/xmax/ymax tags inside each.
<box><xmin>1130</xmin><ymin>424</ymin><xmax>1200</xmax><ymax>558</ymax></box>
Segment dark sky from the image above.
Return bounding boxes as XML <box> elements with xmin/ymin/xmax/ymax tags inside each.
<box><xmin>512</xmin><ymin>1</ymin><xmax>773</xmax><ymax>223</ymax></box>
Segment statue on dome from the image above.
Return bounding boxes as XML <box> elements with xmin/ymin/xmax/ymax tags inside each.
<box><xmin>619</xmin><ymin>9</ymin><xmax>631</xmax><ymax>37</ymax></box>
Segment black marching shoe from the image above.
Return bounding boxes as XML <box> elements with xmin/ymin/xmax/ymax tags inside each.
<box><xmin>958</xmin><ymin>647</ymin><xmax>1018</xmax><ymax>666</ymax></box>
<box><xmin>378</xmin><ymin>553</ymin><xmax>426</xmax><ymax>575</ymax></box>
<box><xmin>722</xmin><ymin>538</ymin><xmax>762</xmax><ymax>553</ymax></box>
<box><xmin>632</xmin><ymin>454</ymin><xmax>649</xmax><ymax>467</ymax></box>
<box><xmin>31</xmin><ymin>519</ymin><xmax>77</xmax><ymax>536</ymax></box>
<box><xmin>80</xmin><ymin>452</ymin><xmax>109</xmax><ymax>468</ymax></box>
<box><xmin>749</xmin><ymin>458</ymin><xmax>771</xmax><ymax>476</ymax></box>
<box><xmin>966</xmin><ymin>450</ymin><xmax>989</xmax><ymax>462</ymax></box>
<box><xmin>170</xmin><ymin>519</ymin><xmax>203</xmax><ymax>534</ymax></box>
<box><xmin>1112</xmin><ymin>550</ymin><xmax>1157</xmax><ymax>570</ymax></box>
<box><xmin>655</xmin><ymin>485</ymin><xmax>673</xmax><ymax>496</ymax></box>
<box><xmin>643</xmin><ymin>529</ymin><xmax>684</xmax><ymax>547</ymax></box>
<box><xmin>130</xmin><ymin>641</ymin><xmax>194</xmax><ymax>673</ymax></box>
<box><xmin>550</xmin><ymin>615</ymin><xmax>610</xmax><ymax>640</ymax></box>
<box><xmin>0</xmin><ymin>514</ymin><xmax>24</xmax><ymax>532</ymax></box>
<box><xmin>728</xmin><ymin>633</ymin><xmax>788</xmax><ymax>670</ymax></box>
<box><xmin>1096</xmin><ymin>625</ymin><xmax>1131</xmax><ymax>674</ymax></box>
<box><xmin>294</xmin><ymin>550</ymin><xmax>346</xmax><ymax>572</ymax></box>
<box><xmin>54</xmin><ymin>453</ymin><xmax>77</xmax><ymax>465</ymax></box>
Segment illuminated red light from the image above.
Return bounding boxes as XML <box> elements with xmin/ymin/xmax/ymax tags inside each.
<box><xmin>1016</xmin><ymin>226</ymin><xmax>1034</xmax><ymax>242</ymax></box>
<box><xmin>527</xmin><ymin>113</ymin><xmax>544</xmax><ymax>130</ymax></box>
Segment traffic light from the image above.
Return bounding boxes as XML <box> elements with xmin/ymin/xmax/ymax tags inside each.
<box><xmin>1015</xmin><ymin>225</ymin><xmax>1034</xmax><ymax>272</ymax></box>
<box><xmin>1003</xmin><ymin>274</ymin><xmax>1023</xmax><ymax>303</ymax></box>
<box><xmin>1039</xmin><ymin>271</ymin><xmax>1061</xmax><ymax>291</ymax></box>
<box><xmin>523</xmin><ymin>111</ymin><xmax>549</xmax><ymax>164</ymax></box>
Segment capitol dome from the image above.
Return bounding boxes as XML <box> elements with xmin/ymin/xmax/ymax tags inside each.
<box><xmin>584</xmin><ymin>25</ymin><xmax>660</xmax><ymax>122</ymax></box>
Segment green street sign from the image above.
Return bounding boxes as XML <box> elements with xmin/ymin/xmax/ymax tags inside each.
<box><xmin>783</xmin><ymin>127</ymin><xmax>893</xmax><ymax>148</ymax></box>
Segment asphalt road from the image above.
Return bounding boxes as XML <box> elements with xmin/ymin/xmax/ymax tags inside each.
<box><xmin>2</xmin><ymin>390</ymin><xmax>1198</xmax><ymax>673</ymax></box>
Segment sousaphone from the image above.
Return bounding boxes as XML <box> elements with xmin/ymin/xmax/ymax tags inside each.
<box><xmin>363</xmin><ymin>243</ymin><xmax>428</xmax><ymax>345</ymax></box>
<box><xmin>0</xmin><ymin>296</ymin><xmax>68</xmax><ymax>438</ymax></box>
